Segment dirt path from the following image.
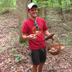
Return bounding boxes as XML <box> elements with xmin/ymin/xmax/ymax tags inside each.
<box><xmin>0</xmin><ymin>10</ymin><xmax>72</xmax><ymax>72</ymax></box>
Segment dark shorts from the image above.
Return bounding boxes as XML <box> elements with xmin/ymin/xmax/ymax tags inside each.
<box><xmin>29</xmin><ymin>47</ymin><xmax>46</xmax><ymax>65</ymax></box>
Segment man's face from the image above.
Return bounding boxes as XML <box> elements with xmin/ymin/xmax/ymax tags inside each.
<box><xmin>28</xmin><ymin>7</ymin><xmax>38</xmax><ymax>18</ymax></box>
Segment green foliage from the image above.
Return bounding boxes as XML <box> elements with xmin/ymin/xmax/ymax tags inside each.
<box><xmin>45</xmin><ymin>62</ymin><xmax>48</xmax><ymax>67</ymax></box>
<box><xmin>26</xmin><ymin>67</ymin><xmax>31</xmax><ymax>71</ymax></box>
<box><xmin>33</xmin><ymin>0</ymin><xmax>71</xmax><ymax>9</ymax></box>
<box><xmin>0</xmin><ymin>0</ymin><xmax>71</xmax><ymax>9</ymax></box>
<box><xmin>60</xmin><ymin>39</ymin><xmax>66</xmax><ymax>45</ymax></box>
<box><xmin>49</xmin><ymin>65</ymin><xmax>52</xmax><ymax>68</ymax></box>
<box><xmin>54</xmin><ymin>66</ymin><xmax>57</xmax><ymax>70</ymax></box>
<box><xmin>0</xmin><ymin>7</ymin><xmax>9</xmax><ymax>14</ymax></box>
<box><xmin>0</xmin><ymin>0</ymin><xmax>16</xmax><ymax>7</ymax></box>
<box><xmin>0</xmin><ymin>47</ymin><xmax>6</xmax><ymax>51</ymax></box>
<box><xmin>66</xmin><ymin>38</ymin><xmax>71</xmax><ymax>44</ymax></box>
<box><xmin>64</xmin><ymin>27</ymin><xmax>69</xmax><ymax>31</ymax></box>
<box><xmin>13</xmin><ymin>54</ymin><xmax>24</xmax><ymax>62</ymax></box>
<box><xmin>61</xmin><ymin>34</ymin><xmax>68</xmax><ymax>37</ymax></box>
<box><xmin>11</xmin><ymin>48</ymin><xmax>17</xmax><ymax>52</ymax></box>
<box><xmin>19</xmin><ymin>38</ymin><xmax>28</xmax><ymax>43</ymax></box>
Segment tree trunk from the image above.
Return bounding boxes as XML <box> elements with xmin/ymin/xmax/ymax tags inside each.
<box><xmin>38</xmin><ymin>0</ymin><xmax>47</xmax><ymax>20</ymax></box>
<box><xmin>2</xmin><ymin>0</ymin><xmax>12</xmax><ymax>7</ymax></box>
<box><xmin>17</xmin><ymin>0</ymin><xmax>31</xmax><ymax>43</ymax></box>
<box><xmin>2</xmin><ymin>0</ymin><xmax>8</xmax><ymax>7</ymax></box>
<box><xmin>70</xmin><ymin>0</ymin><xmax>72</xmax><ymax>6</ymax></box>
<box><xmin>58</xmin><ymin>0</ymin><xmax>64</xmax><ymax>20</ymax></box>
<box><xmin>70</xmin><ymin>0</ymin><xmax>72</xmax><ymax>3</ymax></box>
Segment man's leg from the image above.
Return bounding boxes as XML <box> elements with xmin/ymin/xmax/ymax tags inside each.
<box><xmin>30</xmin><ymin>49</ymin><xmax>40</xmax><ymax>72</ymax></box>
<box><xmin>32</xmin><ymin>64</ymin><xmax>38</xmax><ymax>72</ymax></box>
<box><xmin>37</xmin><ymin>47</ymin><xmax>46</xmax><ymax>72</ymax></box>
<box><xmin>37</xmin><ymin>63</ymin><xmax>44</xmax><ymax>72</ymax></box>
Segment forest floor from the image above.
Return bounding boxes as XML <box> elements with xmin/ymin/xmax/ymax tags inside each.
<box><xmin>0</xmin><ymin>9</ymin><xmax>72</xmax><ymax>72</ymax></box>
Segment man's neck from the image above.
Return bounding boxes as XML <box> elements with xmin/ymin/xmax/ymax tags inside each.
<box><xmin>30</xmin><ymin>17</ymin><xmax>37</xmax><ymax>22</ymax></box>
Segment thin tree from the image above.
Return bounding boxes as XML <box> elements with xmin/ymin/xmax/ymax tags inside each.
<box><xmin>70</xmin><ymin>0</ymin><xmax>72</xmax><ymax>6</ymax></box>
<box><xmin>16</xmin><ymin>0</ymin><xmax>31</xmax><ymax>42</ymax></box>
<box><xmin>38</xmin><ymin>0</ymin><xmax>48</xmax><ymax>20</ymax></box>
<box><xmin>58</xmin><ymin>0</ymin><xmax>64</xmax><ymax>20</ymax></box>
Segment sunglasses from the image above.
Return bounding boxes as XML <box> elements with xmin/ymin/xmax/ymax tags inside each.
<box><xmin>34</xmin><ymin>21</ymin><xmax>39</xmax><ymax>29</ymax></box>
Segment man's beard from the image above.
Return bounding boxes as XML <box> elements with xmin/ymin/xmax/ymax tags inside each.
<box><xmin>32</xmin><ymin>15</ymin><xmax>37</xmax><ymax>18</ymax></box>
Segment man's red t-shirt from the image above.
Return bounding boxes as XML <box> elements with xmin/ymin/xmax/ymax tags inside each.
<box><xmin>22</xmin><ymin>17</ymin><xmax>48</xmax><ymax>50</ymax></box>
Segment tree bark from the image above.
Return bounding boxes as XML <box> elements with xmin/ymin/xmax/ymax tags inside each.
<box><xmin>38</xmin><ymin>0</ymin><xmax>47</xmax><ymax>20</ymax></box>
<box><xmin>17</xmin><ymin>0</ymin><xmax>31</xmax><ymax>42</ymax></box>
<box><xmin>58</xmin><ymin>0</ymin><xmax>64</xmax><ymax>20</ymax></box>
<box><xmin>70</xmin><ymin>0</ymin><xmax>72</xmax><ymax>2</ymax></box>
<box><xmin>70</xmin><ymin>0</ymin><xmax>72</xmax><ymax>6</ymax></box>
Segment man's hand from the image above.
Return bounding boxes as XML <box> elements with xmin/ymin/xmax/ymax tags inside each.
<box><xmin>51</xmin><ymin>36</ymin><xmax>55</xmax><ymax>41</ymax></box>
<box><xmin>22</xmin><ymin>33</ymin><xmax>37</xmax><ymax>40</ymax></box>
<box><xmin>28</xmin><ymin>34</ymin><xmax>37</xmax><ymax>40</ymax></box>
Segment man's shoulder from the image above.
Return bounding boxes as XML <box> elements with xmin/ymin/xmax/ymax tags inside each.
<box><xmin>37</xmin><ymin>17</ymin><xmax>44</xmax><ymax>21</ymax></box>
<box><xmin>24</xmin><ymin>18</ymin><xmax>30</xmax><ymax>23</ymax></box>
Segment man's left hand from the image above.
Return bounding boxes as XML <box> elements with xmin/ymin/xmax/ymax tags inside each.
<box><xmin>51</xmin><ymin>36</ymin><xmax>55</xmax><ymax>41</ymax></box>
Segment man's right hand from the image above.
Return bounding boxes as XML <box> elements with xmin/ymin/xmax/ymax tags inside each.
<box><xmin>28</xmin><ymin>34</ymin><xmax>37</xmax><ymax>40</ymax></box>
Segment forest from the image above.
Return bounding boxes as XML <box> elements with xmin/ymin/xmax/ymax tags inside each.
<box><xmin>0</xmin><ymin>0</ymin><xmax>72</xmax><ymax>72</ymax></box>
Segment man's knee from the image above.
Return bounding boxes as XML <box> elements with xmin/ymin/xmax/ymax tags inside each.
<box><xmin>33</xmin><ymin>64</ymin><xmax>38</xmax><ymax>69</ymax></box>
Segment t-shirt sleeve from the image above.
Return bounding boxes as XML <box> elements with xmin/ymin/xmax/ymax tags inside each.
<box><xmin>43</xmin><ymin>19</ymin><xmax>48</xmax><ymax>30</ymax></box>
<box><xmin>22</xmin><ymin>22</ymin><xmax>28</xmax><ymax>33</ymax></box>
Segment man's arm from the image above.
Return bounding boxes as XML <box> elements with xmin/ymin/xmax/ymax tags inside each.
<box><xmin>22</xmin><ymin>33</ymin><xmax>29</xmax><ymax>40</ymax></box>
<box><xmin>44</xmin><ymin>30</ymin><xmax>55</xmax><ymax>40</ymax></box>
<box><xmin>22</xmin><ymin>33</ymin><xmax>37</xmax><ymax>40</ymax></box>
<box><xmin>44</xmin><ymin>29</ymin><xmax>51</xmax><ymax>36</ymax></box>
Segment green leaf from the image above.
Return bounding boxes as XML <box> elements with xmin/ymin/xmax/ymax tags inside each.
<box><xmin>12</xmin><ymin>48</ymin><xmax>17</xmax><ymax>52</ymax></box>
<box><xmin>14</xmin><ymin>54</ymin><xmax>22</xmax><ymax>57</ymax></box>
<box><xmin>19</xmin><ymin>57</ymin><xmax>24</xmax><ymax>60</ymax></box>
<box><xmin>13</xmin><ymin>57</ymin><xmax>19</xmax><ymax>62</ymax></box>
<box><xmin>61</xmin><ymin>34</ymin><xmax>68</xmax><ymax>37</ymax></box>
<box><xmin>54</xmin><ymin>67</ymin><xmax>57</xmax><ymax>70</ymax></box>
<box><xmin>26</xmin><ymin>67</ymin><xmax>31</xmax><ymax>71</ymax></box>
<box><xmin>0</xmin><ymin>2</ymin><xmax>2</xmax><ymax>5</ymax></box>
<box><xmin>49</xmin><ymin>65</ymin><xmax>52</xmax><ymax>68</ymax></box>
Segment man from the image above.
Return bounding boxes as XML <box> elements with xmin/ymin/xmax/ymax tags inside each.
<box><xmin>22</xmin><ymin>3</ymin><xmax>55</xmax><ymax>72</ymax></box>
